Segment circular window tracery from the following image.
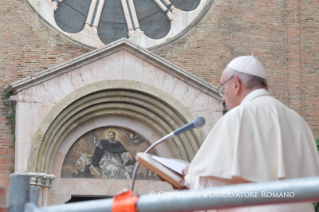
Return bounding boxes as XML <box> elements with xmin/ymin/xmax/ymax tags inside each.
<box><xmin>54</xmin><ymin>0</ymin><xmax>90</xmax><ymax>34</ymax></box>
<box><xmin>27</xmin><ymin>0</ymin><xmax>212</xmax><ymax>48</ymax></box>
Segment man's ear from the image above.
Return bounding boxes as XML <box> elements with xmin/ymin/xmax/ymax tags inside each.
<box><xmin>233</xmin><ymin>76</ymin><xmax>242</xmax><ymax>95</ymax></box>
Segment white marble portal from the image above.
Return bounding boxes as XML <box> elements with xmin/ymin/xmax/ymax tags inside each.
<box><xmin>7</xmin><ymin>39</ymin><xmax>222</xmax><ymax>205</ymax></box>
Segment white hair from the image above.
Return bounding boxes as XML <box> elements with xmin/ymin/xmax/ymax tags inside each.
<box><xmin>223</xmin><ymin>67</ymin><xmax>268</xmax><ymax>90</ymax></box>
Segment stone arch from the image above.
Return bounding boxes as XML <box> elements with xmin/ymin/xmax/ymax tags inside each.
<box><xmin>28</xmin><ymin>80</ymin><xmax>205</xmax><ymax>174</ymax></box>
<box><xmin>52</xmin><ymin>115</ymin><xmax>172</xmax><ymax>178</ymax></box>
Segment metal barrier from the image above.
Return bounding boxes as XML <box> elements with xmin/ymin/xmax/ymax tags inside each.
<box><xmin>7</xmin><ymin>175</ymin><xmax>319</xmax><ymax>212</ymax></box>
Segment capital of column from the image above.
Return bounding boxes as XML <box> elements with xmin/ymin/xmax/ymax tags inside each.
<box><xmin>11</xmin><ymin>172</ymin><xmax>55</xmax><ymax>187</ymax></box>
<box><xmin>51</xmin><ymin>0</ymin><xmax>63</xmax><ymax>11</ymax></box>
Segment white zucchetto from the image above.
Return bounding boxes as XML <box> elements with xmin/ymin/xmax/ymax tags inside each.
<box><xmin>227</xmin><ymin>56</ymin><xmax>267</xmax><ymax>80</ymax></box>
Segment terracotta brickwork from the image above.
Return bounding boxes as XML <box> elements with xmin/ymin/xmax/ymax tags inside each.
<box><xmin>1</xmin><ymin>0</ymin><xmax>319</xmax><ymax>200</ymax></box>
<box><xmin>155</xmin><ymin>0</ymin><xmax>319</xmax><ymax>137</ymax></box>
<box><xmin>0</xmin><ymin>0</ymin><xmax>89</xmax><ymax>196</ymax></box>
<box><xmin>300</xmin><ymin>0</ymin><xmax>319</xmax><ymax>136</ymax></box>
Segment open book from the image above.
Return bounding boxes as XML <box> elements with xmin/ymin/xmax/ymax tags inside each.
<box><xmin>135</xmin><ymin>153</ymin><xmax>189</xmax><ymax>188</ymax></box>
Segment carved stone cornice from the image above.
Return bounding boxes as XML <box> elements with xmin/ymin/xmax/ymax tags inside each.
<box><xmin>5</xmin><ymin>39</ymin><xmax>221</xmax><ymax>101</ymax></box>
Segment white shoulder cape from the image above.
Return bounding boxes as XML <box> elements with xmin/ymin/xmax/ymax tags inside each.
<box><xmin>188</xmin><ymin>89</ymin><xmax>319</xmax><ymax>182</ymax></box>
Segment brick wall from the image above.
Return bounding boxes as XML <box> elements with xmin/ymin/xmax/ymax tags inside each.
<box><xmin>156</xmin><ymin>0</ymin><xmax>289</xmax><ymax>102</ymax></box>
<box><xmin>300</xmin><ymin>0</ymin><xmax>319</xmax><ymax>137</ymax></box>
<box><xmin>155</xmin><ymin>0</ymin><xmax>319</xmax><ymax>137</ymax></box>
<box><xmin>0</xmin><ymin>0</ymin><xmax>89</xmax><ymax>197</ymax></box>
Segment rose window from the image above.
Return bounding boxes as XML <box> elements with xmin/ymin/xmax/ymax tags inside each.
<box><xmin>27</xmin><ymin>0</ymin><xmax>211</xmax><ymax>48</ymax></box>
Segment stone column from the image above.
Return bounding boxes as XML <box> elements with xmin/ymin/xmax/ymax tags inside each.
<box><xmin>153</xmin><ymin>0</ymin><xmax>174</xmax><ymax>20</ymax></box>
<box><xmin>121</xmin><ymin>0</ymin><xmax>135</xmax><ymax>36</ymax></box>
<box><xmin>14</xmin><ymin>173</ymin><xmax>55</xmax><ymax>206</ymax></box>
<box><xmin>85</xmin><ymin>0</ymin><xmax>98</xmax><ymax>27</ymax></box>
<box><xmin>93</xmin><ymin>0</ymin><xmax>107</xmax><ymax>30</ymax></box>
<box><xmin>128</xmin><ymin>0</ymin><xmax>142</xmax><ymax>33</ymax></box>
<box><xmin>161</xmin><ymin>0</ymin><xmax>180</xmax><ymax>14</ymax></box>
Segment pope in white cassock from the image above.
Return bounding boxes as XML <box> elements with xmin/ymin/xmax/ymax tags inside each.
<box><xmin>184</xmin><ymin>56</ymin><xmax>319</xmax><ymax>211</ymax></box>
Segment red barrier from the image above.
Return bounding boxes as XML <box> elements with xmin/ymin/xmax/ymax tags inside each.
<box><xmin>112</xmin><ymin>190</ymin><xmax>139</xmax><ymax>212</ymax></box>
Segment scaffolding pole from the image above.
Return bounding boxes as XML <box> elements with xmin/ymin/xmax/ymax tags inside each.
<box><xmin>25</xmin><ymin>176</ymin><xmax>319</xmax><ymax>212</ymax></box>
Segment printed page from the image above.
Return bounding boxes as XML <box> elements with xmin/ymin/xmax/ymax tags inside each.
<box><xmin>151</xmin><ymin>156</ymin><xmax>188</xmax><ymax>175</ymax></box>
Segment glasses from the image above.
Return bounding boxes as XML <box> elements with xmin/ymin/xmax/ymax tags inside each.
<box><xmin>217</xmin><ymin>76</ymin><xmax>233</xmax><ymax>97</ymax></box>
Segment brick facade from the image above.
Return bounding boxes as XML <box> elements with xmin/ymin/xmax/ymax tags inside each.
<box><xmin>1</xmin><ymin>0</ymin><xmax>319</xmax><ymax>199</ymax></box>
<box><xmin>300</xmin><ymin>0</ymin><xmax>319</xmax><ymax>137</ymax></box>
<box><xmin>0</xmin><ymin>0</ymin><xmax>89</xmax><ymax>197</ymax></box>
<box><xmin>156</xmin><ymin>0</ymin><xmax>319</xmax><ymax>137</ymax></box>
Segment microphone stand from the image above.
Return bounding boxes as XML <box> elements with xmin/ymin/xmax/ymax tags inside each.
<box><xmin>130</xmin><ymin>116</ymin><xmax>205</xmax><ymax>191</ymax></box>
<box><xmin>130</xmin><ymin>132</ymin><xmax>174</xmax><ymax>191</ymax></box>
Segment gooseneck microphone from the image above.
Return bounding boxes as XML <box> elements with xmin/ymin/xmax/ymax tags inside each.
<box><xmin>130</xmin><ymin>116</ymin><xmax>205</xmax><ymax>191</ymax></box>
<box><xmin>174</xmin><ymin>116</ymin><xmax>205</xmax><ymax>136</ymax></box>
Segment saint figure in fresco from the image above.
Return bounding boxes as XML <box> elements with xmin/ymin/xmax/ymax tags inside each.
<box><xmin>91</xmin><ymin>131</ymin><xmax>135</xmax><ymax>179</ymax></box>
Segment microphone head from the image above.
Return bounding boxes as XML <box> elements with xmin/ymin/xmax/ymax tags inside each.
<box><xmin>194</xmin><ymin>116</ymin><xmax>205</xmax><ymax>128</ymax></box>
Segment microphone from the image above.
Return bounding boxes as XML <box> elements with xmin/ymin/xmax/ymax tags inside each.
<box><xmin>174</xmin><ymin>116</ymin><xmax>206</xmax><ymax>136</ymax></box>
<box><xmin>130</xmin><ymin>116</ymin><xmax>205</xmax><ymax>191</ymax></box>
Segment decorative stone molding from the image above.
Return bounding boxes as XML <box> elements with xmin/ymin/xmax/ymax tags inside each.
<box><xmin>11</xmin><ymin>173</ymin><xmax>55</xmax><ymax>187</ymax></box>
<box><xmin>5</xmin><ymin>38</ymin><xmax>220</xmax><ymax>100</ymax></box>
<box><xmin>30</xmin><ymin>84</ymin><xmax>205</xmax><ymax>173</ymax></box>
<box><xmin>8</xmin><ymin>38</ymin><xmax>222</xmax><ymax>174</ymax></box>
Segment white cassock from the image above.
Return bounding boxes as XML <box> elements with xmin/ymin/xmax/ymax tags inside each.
<box><xmin>185</xmin><ymin>89</ymin><xmax>319</xmax><ymax>212</ymax></box>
